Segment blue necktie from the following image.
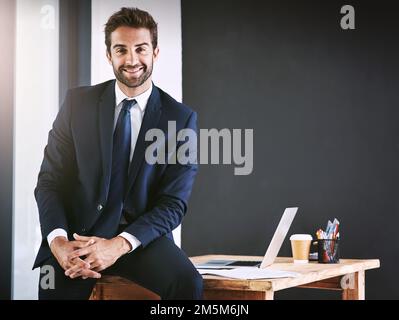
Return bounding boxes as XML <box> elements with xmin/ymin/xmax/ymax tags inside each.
<box><xmin>93</xmin><ymin>99</ymin><xmax>136</xmax><ymax>237</ymax></box>
<box><xmin>110</xmin><ymin>99</ymin><xmax>136</xmax><ymax>197</ymax></box>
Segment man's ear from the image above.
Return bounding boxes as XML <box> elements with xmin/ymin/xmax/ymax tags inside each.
<box><xmin>106</xmin><ymin>49</ymin><xmax>112</xmax><ymax>65</ymax></box>
<box><xmin>153</xmin><ymin>47</ymin><xmax>160</xmax><ymax>62</ymax></box>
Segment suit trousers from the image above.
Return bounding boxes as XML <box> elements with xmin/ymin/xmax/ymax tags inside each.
<box><xmin>38</xmin><ymin>235</ymin><xmax>203</xmax><ymax>300</ymax></box>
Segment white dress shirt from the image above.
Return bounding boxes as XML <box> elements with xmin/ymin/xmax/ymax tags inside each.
<box><xmin>47</xmin><ymin>82</ymin><xmax>153</xmax><ymax>253</ymax></box>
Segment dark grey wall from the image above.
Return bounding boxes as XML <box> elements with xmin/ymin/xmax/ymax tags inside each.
<box><xmin>59</xmin><ymin>0</ymin><xmax>91</xmax><ymax>104</ymax></box>
<box><xmin>182</xmin><ymin>0</ymin><xmax>399</xmax><ymax>299</ymax></box>
<box><xmin>0</xmin><ymin>0</ymin><xmax>15</xmax><ymax>300</ymax></box>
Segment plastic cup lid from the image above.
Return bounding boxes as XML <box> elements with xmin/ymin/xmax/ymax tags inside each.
<box><xmin>289</xmin><ymin>234</ymin><xmax>313</xmax><ymax>241</ymax></box>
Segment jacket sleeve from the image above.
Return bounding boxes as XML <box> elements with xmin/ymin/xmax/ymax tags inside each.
<box><xmin>124</xmin><ymin>111</ymin><xmax>198</xmax><ymax>248</ymax></box>
<box><xmin>34</xmin><ymin>90</ymin><xmax>76</xmax><ymax>239</ymax></box>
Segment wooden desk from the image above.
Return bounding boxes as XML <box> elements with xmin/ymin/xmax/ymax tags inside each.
<box><xmin>190</xmin><ymin>255</ymin><xmax>380</xmax><ymax>300</ymax></box>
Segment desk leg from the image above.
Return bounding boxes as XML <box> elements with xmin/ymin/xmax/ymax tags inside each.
<box><xmin>341</xmin><ymin>271</ymin><xmax>365</xmax><ymax>300</ymax></box>
<box><xmin>264</xmin><ymin>290</ymin><xmax>274</xmax><ymax>300</ymax></box>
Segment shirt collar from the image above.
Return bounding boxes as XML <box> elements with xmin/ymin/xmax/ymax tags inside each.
<box><xmin>115</xmin><ymin>81</ymin><xmax>153</xmax><ymax>113</ymax></box>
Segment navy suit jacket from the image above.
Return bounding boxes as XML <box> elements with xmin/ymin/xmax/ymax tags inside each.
<box><xmin>33</xmin><ymin>80</ymin><xmax>198</xmax><ymax>269</ymax></box>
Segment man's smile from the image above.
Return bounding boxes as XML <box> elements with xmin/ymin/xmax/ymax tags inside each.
<box><xmin>122</xmin><ymin>67</ymin><xmax>144</xmax><ymax>76</ymax></box>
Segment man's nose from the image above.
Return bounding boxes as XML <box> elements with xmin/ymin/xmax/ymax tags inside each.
<box><xmin>125</xmin><ymin>50</ymin><xmax>140</xmax><ymax>65</ymax></box>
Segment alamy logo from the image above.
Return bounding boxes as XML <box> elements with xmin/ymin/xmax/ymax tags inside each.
<box><xmin>340</xmin><ymin>273</ymin><xmax>355</xmax><ymax>290</ymax></box>
<box><xmin>340</xmin><ymin>5</ymin><xmax>355</xmax><ymax>30</ymax></box>
<box><xmin>145</xmin><ymin>122</ymin><xmax>254</xmax><ymax>176</ymax></box>
<box><xmin>40</xmin><ymin>5</ymin><xmax>55</xmax><ymax>30</ymax></box>
<box><xmin>40</xmin><ymin>265</ymin><xmax>55</xmax><ymax>290</ymax></box>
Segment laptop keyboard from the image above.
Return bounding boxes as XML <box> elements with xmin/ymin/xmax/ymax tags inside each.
<box><xmin>228</xmin><ymin>261</ymin><xmax>262</xmax><ymax>267</ymax></box>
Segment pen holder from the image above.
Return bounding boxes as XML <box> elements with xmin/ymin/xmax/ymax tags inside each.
<box><xmin>314</xmin><ymin>239</ymin><xmax>340</xmax><ymax>264</ymax></box>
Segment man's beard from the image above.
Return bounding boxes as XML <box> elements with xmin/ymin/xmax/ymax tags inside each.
<box><xmin>113</xmin><ymin>60</ymin><xmax>153</xmax><ymax>88</ymax></box>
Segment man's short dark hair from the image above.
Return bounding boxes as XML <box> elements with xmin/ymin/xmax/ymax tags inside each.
<box><xmin>105</xmin><ymin>7</ymin><xmax>158</xmax><ymax>53</ymax></box>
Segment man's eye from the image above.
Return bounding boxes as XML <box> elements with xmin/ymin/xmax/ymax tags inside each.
<box><xmin>117</xmin><ymin>49</ymin><xmax>126</xmax><ymax>54</ymax></box>
<box><xmin>137</xmin><ymin>47</ymin><xmax>146</xmax><ymax>53</ymax></box>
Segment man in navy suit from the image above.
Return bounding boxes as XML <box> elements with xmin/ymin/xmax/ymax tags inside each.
<box><xmin>34</xmin><ymin>7</ymin><xmax>202</xmax><ymax>300</ymax></box>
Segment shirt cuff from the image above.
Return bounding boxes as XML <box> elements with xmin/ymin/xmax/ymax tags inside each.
<box><xmin>47</xmin><ymin>228</ymin><xmax>68</xmax><ymax>247</ymax></box>
<box><xmin>119</xmin><ymin>232</ymin><xmax>142</xmax><ymax>253</ymax></box>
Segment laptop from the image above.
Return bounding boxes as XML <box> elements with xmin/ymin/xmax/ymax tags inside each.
<box><xmin>195</xmin><ymin>207</ymin><xmax>298</xmax><ymax>269</ymax></box>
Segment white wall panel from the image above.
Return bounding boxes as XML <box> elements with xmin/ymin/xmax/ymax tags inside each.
<box><xmin>13</xmin><ymin>0</ymin><xmax>59</xmax><ymax>300</ymax></box>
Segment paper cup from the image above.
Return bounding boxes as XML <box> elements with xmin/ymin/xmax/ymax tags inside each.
<box><xmin>290</xmin><ymin>234</ymin><xmax>313</xmax><ymax>264</ymax></box>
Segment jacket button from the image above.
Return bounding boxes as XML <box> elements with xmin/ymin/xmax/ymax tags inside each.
<box><xmin>81</xmin><ymin>227</ymin><xmax>86</xmax><ymax>232</ymax></box>
<box><xmin>97</xmin><ymin>204</ymin><xmax>103</xmax><ymax>212</ymax></box>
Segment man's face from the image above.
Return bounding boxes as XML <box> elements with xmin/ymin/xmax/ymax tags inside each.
<box><xmin>107</xmin><ymin>26</ymin><xmax>159</xmax><ymax>88</ymax></box>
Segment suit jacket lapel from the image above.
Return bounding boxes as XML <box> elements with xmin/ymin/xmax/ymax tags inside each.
<box><xmin>98</xmin><ymin>80</ymin><xmax>116</xmax><ymax>201</ymax></box>
<box><xmin>125</xmin><ymin>86</ymin><xmax>162</xmax><ymax>200</ymax></box>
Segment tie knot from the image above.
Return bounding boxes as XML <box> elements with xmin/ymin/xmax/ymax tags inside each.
<box><xmin>122</xmin><ymin>99</ymin><xmax>137</xmax><ymax>112</ymax></box>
